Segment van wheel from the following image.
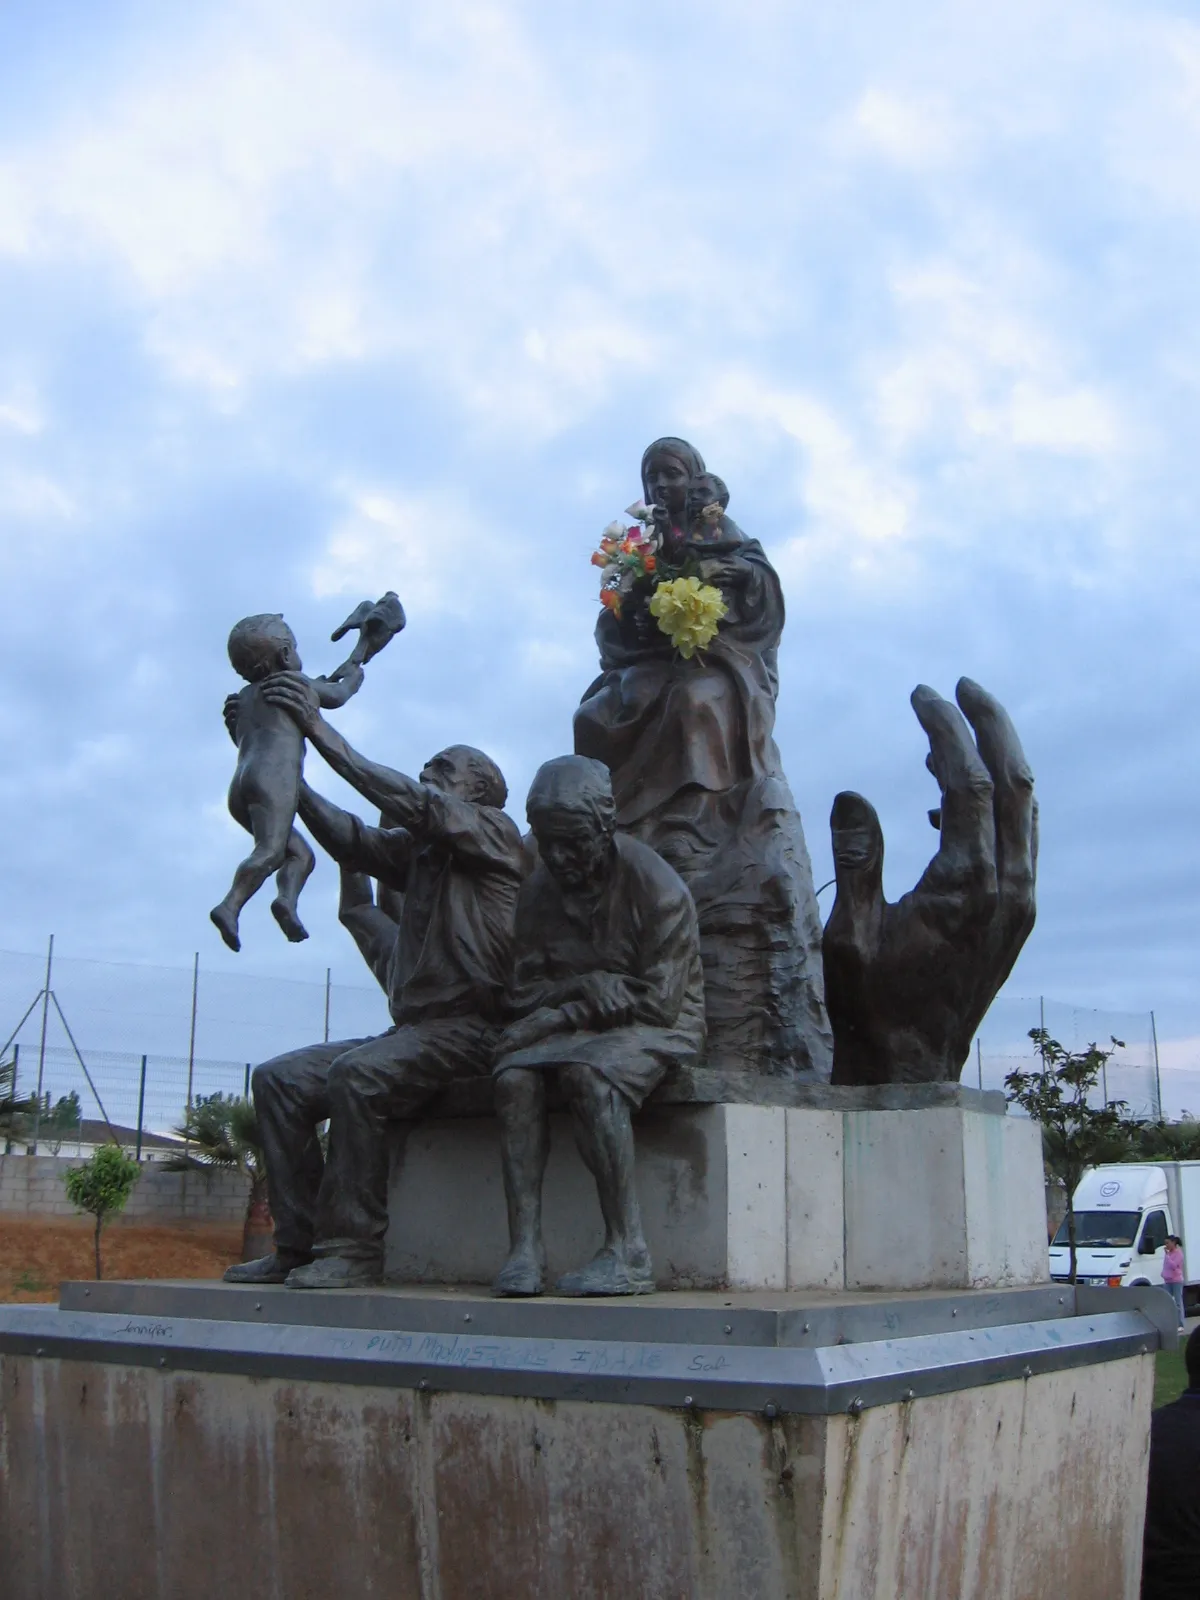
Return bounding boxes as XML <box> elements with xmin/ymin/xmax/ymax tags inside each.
<box><xmin>1130</xmin><ymin>1279</ymin><xmax>1151</xmax><ymax>1288</ymax></box>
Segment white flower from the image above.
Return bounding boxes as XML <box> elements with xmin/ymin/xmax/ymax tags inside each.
<box><xmin>602</xmin><ymin>519</ymin><xmax>627</xmax><ymax>541</ymax></box>
<box><xmin>625</xmin><ymin>501</ymin><xmax>654</xmax><ymax>524</ymax></box>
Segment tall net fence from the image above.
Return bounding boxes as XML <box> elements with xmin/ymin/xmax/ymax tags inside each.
<box><xmin>969</xmin><ymin>995</ymin><xmax>1162</xmax><ymax>1120</ymax></box>
<box><xmin>0</xmin><ymin>945</ymin><xmax>1167</xmax><ymax>1147</ymax></box>
<box><xmin>0</xmin><ymin>946</ymin><xmax>390</xmax><ymax>1149</ymax></box>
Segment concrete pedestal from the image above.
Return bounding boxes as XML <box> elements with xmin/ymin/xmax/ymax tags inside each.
<box><xmin>384</xmin><ymin>1086</ymin><xmax>1048</xmax><ymax>1292</ymax></box>
<box><xmin>0</xmin><ymin>1280</ymin><xmax>1168</xmax><ymax>1600</ymax></box>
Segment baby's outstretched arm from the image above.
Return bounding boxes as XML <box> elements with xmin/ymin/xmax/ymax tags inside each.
<box><xmin>313</xmin><ymin>664</ymin><xmax>365</xmax><ymax>709</ymax></box>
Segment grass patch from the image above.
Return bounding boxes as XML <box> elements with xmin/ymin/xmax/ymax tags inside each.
<box><xmin>1155</xmin><ymin>1344</ymin><xmax>1189</xmax><ymax>1409</ymax></box>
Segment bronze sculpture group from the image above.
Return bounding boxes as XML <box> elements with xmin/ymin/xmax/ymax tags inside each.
<box><xmin>217</xmin><ymin>439</ymin><xmax>1038</xmax><ymax>1296</ymax></box>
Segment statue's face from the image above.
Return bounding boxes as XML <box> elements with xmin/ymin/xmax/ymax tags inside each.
<box><xmin>643</xmin><ymin>451</ymin><xmax>690</xmax><ymax>521</ymax></box>
<box><xmin>532</xmin><ymin>810</ymin><xmax>612</xmax><ymax>891</ymax></box>
<box><xmin>421</xmin><ymin>748</ymin><xmax>477</xmax><ymax>799</ymax></box>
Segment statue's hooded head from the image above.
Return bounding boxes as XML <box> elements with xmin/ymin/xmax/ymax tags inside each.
<box><xmin>641</xmin><ymin>437</ymin><xmax>706</xmax><ymax>524</ymax></box>
<box><xmin>829</xmin><ymin>791</ymin><xmax>884</xmax><ymax>898</ymax></box>
<box><xmin>526</xmin><ymin>755</ymin><xmax>616</xmax><ymax>892</ymax></box>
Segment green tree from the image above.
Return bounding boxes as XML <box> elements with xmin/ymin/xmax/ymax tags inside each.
<box><xmin>1005</xmin><ymin>1029</ymin><xmax>1130</xmax><ymax>1285</ymax></box>
<box><xmin>166</xmin><ymin>1093</ymin><xmax>270</xmax><ymax>1262</ymax></box>
<box><xmin>1125</xmin><ymin>1118</ymin><xmax>1200</xmax><ymax>1163</ymax></box>
<box><xmin>63</xmin><ymin>1143</ymin><xmax>141</xmax><ymax>1279</ymax></box>
<box><xmin>45</xmin><ymin>1090</ymin><xmax>83</xmax><ymax>1156</ymax></box>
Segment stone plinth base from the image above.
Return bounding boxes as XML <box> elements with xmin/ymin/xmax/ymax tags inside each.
<box><xmin>0</xmin><ymin>1282</ymin><xmax>1162</xmax><ymax>1600</ymax></box>
<box><xmin>384</xmin><ymin>1088</ymin><xmax>1048</xmax><ymax>1291</ymax></box>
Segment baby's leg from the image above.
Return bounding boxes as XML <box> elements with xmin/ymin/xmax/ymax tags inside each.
<box><xmin>271</xmin><ymin>829</ymin><xmax>316</xmax><ymax>944</ymax></box>
<box><xmin>211</xmin><ymin>796</ymin><xmax>295</xmax><ymax>953</ymax></box>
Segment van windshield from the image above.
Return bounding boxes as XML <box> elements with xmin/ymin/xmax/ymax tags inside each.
<box><xmin>1052</xmin><ymin>1211</ymin><xmax>1140</xmax><ymax>1248</ymax></box>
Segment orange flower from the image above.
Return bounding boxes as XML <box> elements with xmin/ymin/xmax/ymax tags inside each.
<box><xmin>600</xmin><ymin>589</ymin><xmax>622</xmax><ymax>616</ymax></box>
<box><xmin>643</xmin><ymin>553</ymin><xmax>657</xmax><ymax>573</ymax></box>
<box><xmin>591</xmin><ymin>550</ymin><xmax>608</xmax><ymax>567</ymax></box>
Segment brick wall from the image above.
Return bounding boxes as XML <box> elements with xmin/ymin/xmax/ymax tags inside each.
<box><xmin>0</xmin><ymin>1155</ymin><xmax>250</xmax><ymax>1226</ymax></box>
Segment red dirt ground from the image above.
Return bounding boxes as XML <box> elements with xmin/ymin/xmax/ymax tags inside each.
<box><xmin>0</xmin><ymin>1217</ymin><xmax>242</xmax><ymax>1302</ymax></box>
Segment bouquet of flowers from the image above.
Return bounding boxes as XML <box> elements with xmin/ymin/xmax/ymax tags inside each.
<box><xmin>591</xmin><ymin>503</ymin><xmax>659</xmax><ymax>617</ymax></box>
<box><xmin>591</xmin><ymin>503</ymin><xmax>727</xmax><ymax>658</ymax></box>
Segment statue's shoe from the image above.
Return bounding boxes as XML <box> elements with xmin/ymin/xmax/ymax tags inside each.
<box><xmin>555</xmin><ymin>1248</ymin><xmax>656</xmax><ymax>1297</ymax></box>
<box><xmin>492</xmin><ymin>1249</ymin><xmax>547</xmax><ymax>1298</ymax></box>
<box><xmin>285</xmin><ymin>1256</ymin><xmax>382</xmax><ymax>1290</ymax></box>
<box><xmin>223</xmin><ymin>1252</ymin><xmax>310</xmax><ymax>1285</ymax></box>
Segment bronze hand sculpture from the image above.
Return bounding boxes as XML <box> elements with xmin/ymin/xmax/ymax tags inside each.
<box><xmin>823</xmin><ymin>677</ymin><xmax>1037</xmax><ymax>1085</ymax></box>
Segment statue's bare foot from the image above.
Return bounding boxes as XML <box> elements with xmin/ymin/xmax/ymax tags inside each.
<box><xmin>271</xmin><ymin>898</ymin><xmax>309</xmax><ymax>943</ymax></box>
<box><xmin>493</xmin><ymin>1245</ymin><xmax>546</xmax><ymax>1297</ymax></box>
<box><xmin>556</xmin><ymin>1247</ymin><xmax>655</xmax><ymax>1297</ymax></box>
<box><xmin>210</xmin><ymin>904</ymin><xmax>241</xmax><ymax>953</ymax></box>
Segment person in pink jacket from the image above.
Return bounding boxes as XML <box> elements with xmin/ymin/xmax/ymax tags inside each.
<box><xmin>1162</xmin><ymin>1235</ymin><xmax>1186</xmax><ymax>1329</ymax></box>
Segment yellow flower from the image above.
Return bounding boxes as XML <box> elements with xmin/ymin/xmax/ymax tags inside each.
<box><xmin>648</xmin><ymin>576</ymin><xmax>727</xmax><ymax>659</ymax></box>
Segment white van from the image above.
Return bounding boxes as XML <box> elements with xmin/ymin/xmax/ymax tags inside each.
<box><xmin>1048</xmin><ymin>1162</ymin><xmax>1200</xmax><ymax>1306</ymax></box>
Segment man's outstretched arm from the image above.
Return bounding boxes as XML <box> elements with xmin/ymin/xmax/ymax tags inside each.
<box><xmin>263</xmin><ymin>675</ymin><xmax>427</xmax><ymax>828</ymax></box>
<box><xmin>297</xmin><ymin>781</ymin><xmax>412</xmax><ymax>891</ymax></box>
<box><xmin>297</xmin><ymin>782</ymin><xmax>359</xmax><ymax>861</ymax></box>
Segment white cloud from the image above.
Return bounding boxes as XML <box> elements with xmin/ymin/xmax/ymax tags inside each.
<box><xmin>310</xmin><ymin>490</ymin><xmax>457</xmax><ymax>615</ymax></box>
<box><xmin>0</xmin><ymin>468</ymin><xmax>74</xmax><ymax>523</ymax></box>
<box><xmin>875</xmin><ymin>255</ymin><xmax>1125</xmax><ymax>461</ymax></box>
<box><xmin>844</xmin><ymin>89</ymin><xmax>964</xmax><ymax>171</ymax></box>
<box><xmin>309</xmin><ymin>487</ymin><xmax>530</xmax><ymax>620</ymax></box>
<box><xmin>0</xmin><ymin>388</ymin><xmax>44</xmax><ymax>435</ymax></box>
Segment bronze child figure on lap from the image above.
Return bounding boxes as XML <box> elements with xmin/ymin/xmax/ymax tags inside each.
<box><xmin>211</xmin><ymin>594</ymin><xmax>405</xmax><ymax>953</ymax></box>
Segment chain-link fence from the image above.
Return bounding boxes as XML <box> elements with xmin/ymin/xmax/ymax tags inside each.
<box><xmin>0</xmin><ymin>944</ymin><xmax>389</xmax><ymax>1152</ymax></box>
<box><xmin>0</xmin><ymin>943</ymin><xmax>1169</xmax><ymax>1149</ymax></box>
<box><xmin>968</xmin><ymin>994</ymin><xmax>1162</xmax><ymax>1120</ymax></box>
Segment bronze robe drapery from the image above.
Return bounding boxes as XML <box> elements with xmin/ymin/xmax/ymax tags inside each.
<box><xmin>496</xmin><ymin>833</ymin><xmax>705</xmax><ymax>1106</ymax></box>
<box><xmin>575</xmin><ymin>524</ymin><xmax>783</xmax><ymax>826</ymax></box>
<box><xmin>573</xmin><ymin>518</ymin><xmax>831</xmax><ymax>1082</ymax></box>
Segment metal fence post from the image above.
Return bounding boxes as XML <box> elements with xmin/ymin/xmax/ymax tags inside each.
<box><xmin>3</xmin><ymin>1042</ymin><xmax>15</xmax><ymax>1155</ymax></box>
<box><xmin>29</xmin><ymin>934</ymin><xmax>54</xmax><ymax>1155</ymax></box>
<box><xmin>185</xmin><ymin>952</ymin><xmax>199</xmax><ymax>1118</ymax></box>
<box><xmin>324</xmin><ymin>968</ymin><xmax>332</xmax><ymax>1044</ymax></box>
<box><xmin>1151</xmin><ymin>1011</ymin><xmax>1162</xmax><ymax>1120</ymax></box>
<box><xmin>135</xmin><ymin>1055</ymin><xmax>148</xmax><ymax>1161</ymax></box>
<box><xmin>976</xmin><ymin>1037</ymin><xmax>983</xmax><ymax>1091</ymax></box>
<box><xmin>243</xmin><ymin>1063</ymin><xmax>251</xmax><ymax>1099</ymax></box>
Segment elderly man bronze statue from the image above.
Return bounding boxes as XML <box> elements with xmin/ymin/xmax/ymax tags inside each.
<box><xmin>822</xmin><ymin>677</ymin><xmax>1037</xmax><ymax>1085</ymax></box>
<box><xmin>493</xmin><ymin>755</ymin><xmax>705</xmax><ymax>1297</ymax></box>
<box><xmin>225</xmin><ymin>672</ymin><xmax>525</xmax><ymax>1289</ymax></box>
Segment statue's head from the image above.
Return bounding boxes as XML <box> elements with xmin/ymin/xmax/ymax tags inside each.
<box><xmin>526</xmin><ymin>755</ymin><xmax>616</xmax><ymax>891</ymax></box>
<box><xmin>830</xmin><ymin>792</ymin><xmax>884</xmax><ymax>884</ymax></box>
<box><xmin>228</xmin><ymin>614</ymin><xmax>301</xmax><ymax>682</ymax></box>
<box><xmin>641</xmin><ymin>437</ymin><xmax>706</xmax><ymax>524</ymax></box>
<box><xmin>421</xmin><ymin>745</ymin><xmax>507</xmax><ymax>808</ymax></box>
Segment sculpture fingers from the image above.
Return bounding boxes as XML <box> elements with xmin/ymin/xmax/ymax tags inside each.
<box><xmin>910</xmin><ymin>685</ymin><xmax>997</xmax><ymax>895</ymax></box>
<box><xmin>954</xmin><ymin>677</ymin><xmax>1036</xmax><ymax>917</ymax></box>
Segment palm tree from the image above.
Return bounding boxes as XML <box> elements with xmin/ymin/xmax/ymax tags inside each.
<box><xmin>165</xmin><ymin>1093</ymin><xmax>272</xmax><ymax>1262</ymax></box>
<box><xmin>0</xmin><ymin>1054</ymin><xmax>36</xmax><ymax>1153</ymax></box>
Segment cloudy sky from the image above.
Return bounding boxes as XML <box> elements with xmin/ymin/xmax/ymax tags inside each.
<box><xmin>1</xmin><ymin>0</ymin><xmax>1198</xmax><ymax>1083</ymax></box>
